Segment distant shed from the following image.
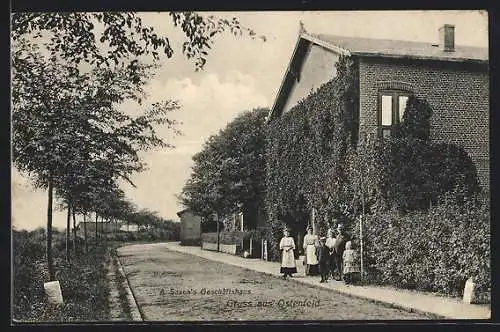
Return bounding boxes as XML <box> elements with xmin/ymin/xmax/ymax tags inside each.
<box><xmin>177</xmin><ymin>209</ymin><xmax>202</xmax><ymax>246</ymax></box>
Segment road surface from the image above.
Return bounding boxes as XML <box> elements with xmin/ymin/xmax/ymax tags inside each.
<box><xmin>117</xmin><ymin>244</ymin><xmax>430</xmax><ymax>321</ymax></box>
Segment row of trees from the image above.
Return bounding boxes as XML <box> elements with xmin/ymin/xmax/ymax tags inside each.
<box><xmin>12</xmin><ymin>12</ymin><xmax>262</xmax><ymax>280</ymax></box>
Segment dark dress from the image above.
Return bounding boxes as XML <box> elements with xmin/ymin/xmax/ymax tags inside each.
<box><xmin>316</xmin><ymin>245</ymin><xmax>330</xmax><ymax>281</ymax></box>
<box><xmin>333</xmin><ymin>232</ymin><xmax>350</xmax><ymax>280</ymax></box>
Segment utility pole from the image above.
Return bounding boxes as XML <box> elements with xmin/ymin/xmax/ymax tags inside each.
<box><xmin>359</xmin><ymin>135</ymin><xmax>367</xmax><ymax>282</ymax></box>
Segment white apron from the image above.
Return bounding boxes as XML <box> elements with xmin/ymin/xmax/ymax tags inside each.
<box><xmin>279</xmin><ymin>237</ymin><xmax>296</xmax><ymax>268</ymax></box>
<box><xmin>306</xmin><ymin>244</ymin><xmax>318</xmax><ymax>265</ymax></box>
<box><xmin>303</xmin><ymin>234</ymin><xmax>318</xmax><ymax>265</ymax></box>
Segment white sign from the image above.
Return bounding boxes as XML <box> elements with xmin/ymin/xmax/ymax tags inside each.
<box><xmin>44</xmin><ymin>281</ymin><xmax>64</xmax><ymax>304</ymax></box>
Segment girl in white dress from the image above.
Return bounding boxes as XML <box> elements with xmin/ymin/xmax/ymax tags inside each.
<box><xmin>279</xmin><ymin>227</ymin><xmax>297</xmax><ymax>279</ymax></box>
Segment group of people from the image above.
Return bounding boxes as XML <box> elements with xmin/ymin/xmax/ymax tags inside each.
<box><xmin>278</xmin><ymin>222</ymin><xmax>361</xmax><ymax>284</ymax></box>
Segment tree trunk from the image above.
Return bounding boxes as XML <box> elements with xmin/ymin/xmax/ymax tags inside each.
<box><xmin>47</xmin><ymin>176</ymin><xmax>55</xmax><ymax>281</ymax></box>
<box><xmin>72</xmin><ymin>209</ymin><xmax>77</xmax><ymax>256</ymax></box>
<box><xmin>84</xmin><ymin>212</ymin><xmax>88</xmax><ymax>254</ymax></box>
<box><xmin>66</xmin><ymin>201</ymin><xmax>71</xmax><ymax>262</ymax></box>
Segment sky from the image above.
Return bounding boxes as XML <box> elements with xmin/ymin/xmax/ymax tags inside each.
<box><xmin>11</xmin><ymin>10</ymin><xmax>488</xmax><ymax>231</ymax></box>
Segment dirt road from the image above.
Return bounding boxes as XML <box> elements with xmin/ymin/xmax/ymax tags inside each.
<box><xmin>117</xmin><ymin>244</ymin><xmax>430</xmax><ymax>321</ymax></box>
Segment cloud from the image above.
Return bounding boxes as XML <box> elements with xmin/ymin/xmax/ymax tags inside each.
<box><xmin>11</xmin><ymin>168</ymin><xmax>68</xmax><ymax>231</ymax></box>
<box><xmin>124</xmin><ymin>70</ymin><xmax>269</xmax><ymax>220</ymax></box>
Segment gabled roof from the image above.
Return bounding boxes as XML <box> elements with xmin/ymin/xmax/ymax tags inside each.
<box><xmin>270</xmin><ymin>30</ymin><xmax>488</xmax><ymax>120</ymax></box>
<box><xmin>177</xmin><ymin>208</ymin><xmax>192</xmax><ymax>217</ymax></box>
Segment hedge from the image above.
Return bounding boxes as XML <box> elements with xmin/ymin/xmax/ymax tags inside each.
<box><xmin>201</xmin><ymin>230</ymin><xmax>266</xmax><ymax>257</ymax></box>
<box><xmin>353</xmin><ymin>195</ymin><xmax>490</xmax><ymax>303</ymax></box>
<box><xmin>202</xmin><ymin>231</ymin><xmax>243</xmax><ymax>245</ymax></box>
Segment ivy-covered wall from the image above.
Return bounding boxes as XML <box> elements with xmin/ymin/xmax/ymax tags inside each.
<box><xmin>265</xmin><ymin>55</ymin><xmax>359</xmax><ymax>261</ymax></box>
<box><xmin>265</xmin><ymin>54</ymin><xmax>483</xmax><ymax>263</ymax></box>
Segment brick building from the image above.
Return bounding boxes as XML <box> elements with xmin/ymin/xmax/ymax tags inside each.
<box><xmin>270</xmin><ymin>24</ymin><xmax>489</xmax><ymax>190</ymax></box>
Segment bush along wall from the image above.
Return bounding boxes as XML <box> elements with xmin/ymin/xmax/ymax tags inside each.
<box><xmin>352</xmin><ymin>195</ymin><xmax>490</xmax><ymax>302</ymax></box>
<box><xmin>265</xmin><ymin>55</ymin><xmax>359</xmax><ymax>261</ymax></box>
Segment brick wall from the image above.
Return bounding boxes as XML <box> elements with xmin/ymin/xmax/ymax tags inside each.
<box><xmin>358</xmin><ymin>57</ymin><xmax>489</xmax><ymax>190</ymax></box>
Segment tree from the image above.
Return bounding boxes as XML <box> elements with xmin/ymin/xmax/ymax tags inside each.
<box><xmin>11</xmin><ymin>41</ymin><xmax>176</xmax><ymax>279</ymax></box>
<box><xmin>11</xmin><ymin>12</ymin><xmax>264</xmax><ymax>71</ymax></box>
<box><xmin>180</xmin><ymin>108</ymin><xmax>269</xmax><ymax>229</ymax></box>
<box><xmin>11</xmin><ymin>11</ymin><xmax>263</xmax><ymax>279</ymax></box>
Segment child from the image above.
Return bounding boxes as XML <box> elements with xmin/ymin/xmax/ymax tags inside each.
<box><xmin>342</xmin><ymin>241</ymin><xmax>360</xmax><ymax>284</ymax></box>
<box><xmin>316</xmin><ymin>237</ymin><xmax>330</xmax><ymax>283</ymax></box>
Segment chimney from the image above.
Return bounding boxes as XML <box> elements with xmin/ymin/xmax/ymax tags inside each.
<box><xmin>439</xmin><ymin>24</ymin><xmax>455</xmax><ymax>52</ymax></box>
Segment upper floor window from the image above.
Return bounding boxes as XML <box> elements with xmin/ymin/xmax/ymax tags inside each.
<box><xmin>379</xmin><ymin>90</ymin><xmax>412</xmax><ymax>138</ymax></box>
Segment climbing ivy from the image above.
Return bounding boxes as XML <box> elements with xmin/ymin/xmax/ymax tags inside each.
<box><xmin>264</xmin><ymin>55</ymin><xmax>481</xmax><ymax>261</ymax></box>
<box><xmin>265</xmin><ymin>55</ymin><xmax>359</xmax><ymax>260</ymax></box>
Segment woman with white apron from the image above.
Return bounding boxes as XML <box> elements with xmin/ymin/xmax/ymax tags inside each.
<box><xmin>279</xmin><ymin>227</ymin><xmax>297</xmax><ymax>279</ymax></box>
<box><xmin>303</xmin><ymin>227</ymin><xmax>319</xmax><ymax>276</ymax></box>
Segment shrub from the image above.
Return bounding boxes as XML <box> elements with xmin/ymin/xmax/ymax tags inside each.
<box><xmin>201</xmin><ymin>230</ymin><xmax>243</xmax><ymax>245</ymax></box>
<box><xmin>354</xmin><ymin>197</ymin><xmax>490</xmax><ymax>302</ymax></box>
<box><xmin>12</xmin><ymin>229</ymin><xmax>111</xmax><ymax>322</ymax></box>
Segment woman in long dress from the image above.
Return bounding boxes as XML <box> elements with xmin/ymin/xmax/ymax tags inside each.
<box><xmin>279</xmin><ymin>227</ymin><xmax>297</xmax><ymax>279</ymax></box>
<box><xmin>325</xmin><ymin>228</ymin><xmax>336</xmax><ymax>280</ymax></box>
<box><xmin>303</xmin><ymin>227</ymin><xmax>319</xmax><ymax>276</ymax></box>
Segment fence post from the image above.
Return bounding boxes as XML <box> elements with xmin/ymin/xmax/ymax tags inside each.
<box><xmin>360</xmin><ymin>215</ymin><xmax>364</xmax><ymax>281</ymax></box>
<box><xmin>250</xmin><ymin>237</ymin><xmax>253</xmax><ymax>256</ymax></box>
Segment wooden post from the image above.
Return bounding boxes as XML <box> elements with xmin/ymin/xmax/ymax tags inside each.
<box><xmin>216</xmin><ymin>212</ymin><xmax>220</xmax><ymax>252</ymax></box>
<box><xmin>95</xmin><ymin>213</ymin><xmax>98</xmax><ymax>241</ymax></box>
<box><xmin>360</xmin><ymin>141</ymin><xmax>366</xmax><ymax>282</ymax></box>
<box><xmin>250</xmin><ymin>237</ymin><xmax>253</xmax><ymax>255</ymax></box>
<box><xmin>72</xmin><ymin>209</ymin><xmax>77</xmax><ymax>256</ymax></box>
<box><xmin>360</xmin><ymin>215</ymin><xmax>364</xmax><ymax>281</ymax></box>
<box><xmin>66</xmin><ymin>203</ymin><xmax>71</xmax><ymax>262</ymax></box>
<box><xmin>83</xmin><ymin>212</ymin><xmax>88</xmax><ymax>254</ymax></box>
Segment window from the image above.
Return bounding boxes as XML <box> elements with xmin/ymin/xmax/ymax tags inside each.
<box><xmin>378</xmin><ymin>91</ymin><xmax>412</xmax><ymax>138</ymax></box>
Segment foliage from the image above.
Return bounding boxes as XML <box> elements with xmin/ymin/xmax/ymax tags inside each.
<box><xmin>201</xmin><ymin>231</ymin><xmax>244</xmax><ymax>246</ymax></box>
<box><xmin>12</xmin><ymin>40</ymin><xmax>178</xmax><ymax>191</ymax></box>
<box><xmin>353</xmin><ymin>196</ymin><xmax>490</xmax><ymax>302</ymax></box>
<box><xmin>11</xmin><ymin>11</ymin><xmax>262</xmax><ymax>280</ymax></box>
<box><xmin>106</xmin><ymin>227</ymin><xmax>180</xmax><ymax>242</ymax></box>
<box><xmin>12</xmin><ymin>230</ymin><xmax>111</xmax><ymax>322</ymax></box>
<box><xmin>12</xmin><ymin>37</ymin><xmax>178</xmax><ymax>275</ymax></box>
<box><xmin>180</xmin><ymin>108</ymin><xmax>269</xmax><ymax>227</ymax></box>
<box><xmin>265</xmin><ymin>55</ymin><xmax>485</xmax><ymax>304</ymax></box>
<box><xmin>394</xmin><ymin>96</ymin><xmax>432</xmax><ymax>142</ymax></box>
<box><xmin>11</xmin><ymin>12</ymin><xmax>264</xmax><ymax>71</ymax></box>
<box><xmin>265</xmin><ymin>55</ymin><xmax>359</xmax><ymax>261</ymax></box>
